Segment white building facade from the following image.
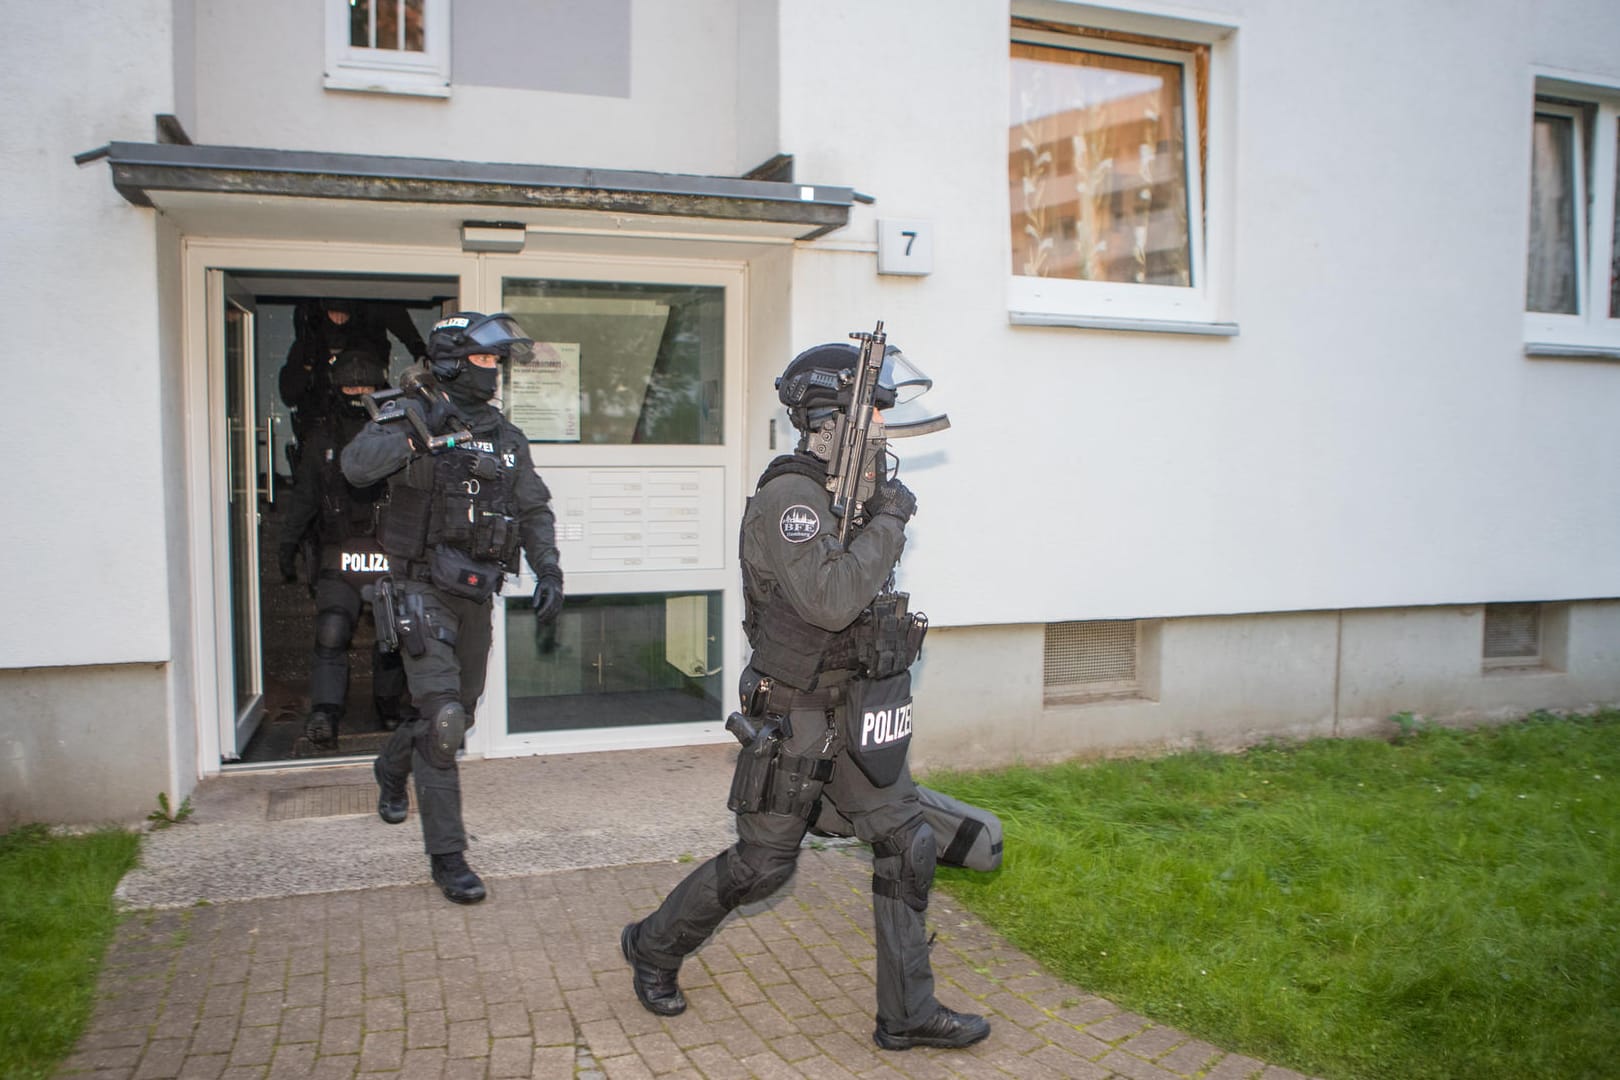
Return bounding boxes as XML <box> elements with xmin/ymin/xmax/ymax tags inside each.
<box><xmin>5</xmin><ymin>0</ymin><xmax>1620</xmax><ymax>823</ymax></box>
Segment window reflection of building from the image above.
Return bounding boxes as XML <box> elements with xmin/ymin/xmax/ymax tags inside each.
<box><xmin>1010</xmin><ymin>40</ymin><xmax>1193</xmax><ymax>287</ymax></box>
<box><xmin>350</xmin><ymin>0</ymin><xmax>425</xmax><ymax>52</ymax></box>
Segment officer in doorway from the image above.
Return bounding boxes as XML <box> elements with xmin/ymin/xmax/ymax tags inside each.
<box><xmin>277</xmin><ymin>348</ymin><xmax>408</xmax><ymax>746</ymax></box>
<box><xmin>342</xmin><ymin>312</ymin><xmax>564</xmax><ymax>904</ymax></box>
<box><xmin>280</xmin><ymin>298</ymin><xmax>428</xmax><ymax>456</ymax></box>
<box><xmin>620</xmin><ymin>326</ymin><xmax>992</xmax><ymax>1051</ymax></box>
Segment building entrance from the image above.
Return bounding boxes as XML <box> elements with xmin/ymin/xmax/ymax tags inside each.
<box><xmin>196</xmin><ymin>248</ymin><xmax>744</xmax><ymax>770</ymax></box>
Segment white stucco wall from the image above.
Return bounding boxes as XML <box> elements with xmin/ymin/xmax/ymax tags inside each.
<box><xmin>188</xmin><ymin>0</ymin><xmax>745</xmax><ymax>176</ymax></box>
<box><xmin>0</xmin><ymin>2</ymin><xmax>174</xmax><ymax>668</ymax></box>
<box><xmin>779</xmin><ymin>0</ymin><xmax>1620</xmax><ymax>628</ymax></box>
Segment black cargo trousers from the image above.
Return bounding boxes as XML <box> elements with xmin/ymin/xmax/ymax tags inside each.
<box><xmin>373</xmin><ymin>580</ymin><xmax>493</xmax><ymax>856</ymax></box>
<box><xmin>308</xmin><ymin>569</ymin><xmax>406</xmax><ymax>717</ymax></box>
<box><xmin>633</xmin><ymin>670</ymin><xmax>942</xmax><ymax>1031</ymax></box>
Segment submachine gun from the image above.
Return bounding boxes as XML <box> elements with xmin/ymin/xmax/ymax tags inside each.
<box><xmin>828</xmin><ymin>320</ymin><xmax>888</xmax><ymax>546</ymax></box>
<box><xmin>361</xmin><ymin>363</ymin><xmax>472</xmax><ymax>452</ymax></box>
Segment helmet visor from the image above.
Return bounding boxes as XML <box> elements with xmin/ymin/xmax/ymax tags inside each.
<box><xmin>879</xmin><ymin>347</ymin><xmax>932</xmax><ymax>405</ymax></box>
<box><xmin>877</xmin><ymin>346</ymin><xmax>949</xmax><ymax>437</ymax></box>
<box><xmin>464</xmin><ymin>313</ymin><xmax>535</xmax><ymax>361</ymax></box>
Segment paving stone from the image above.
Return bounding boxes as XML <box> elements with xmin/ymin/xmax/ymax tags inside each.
<box><xmin>76</xmin><ymin>769</ymin><xmax>1314</xmax><ymax>1080</ymax></box>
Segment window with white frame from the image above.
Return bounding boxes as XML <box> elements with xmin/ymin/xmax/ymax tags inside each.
<box><xmin>1524</xmin><ymin>83</ymin><xmax>1620</xmax><ymax>356</ymax></box>
<box><xmin>1008</xmin><ymin>16</ymin><xmax>1230</xmax><ymax>333</ymax></box>
<box><xmin>325</xmin><ymin>0</ymin><xmax>450</xmax><ymax>98</ymax></box>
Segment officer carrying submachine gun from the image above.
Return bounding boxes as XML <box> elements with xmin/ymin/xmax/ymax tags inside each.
<box><xmin>621</xmin><ymin>323</ymin><xmax>999</xmax><ymax>1052</ymax></box>
<box><xmin>342</xmin><ymin>312</ymin><xmax>564</xmax><ymax>905</ymax></box>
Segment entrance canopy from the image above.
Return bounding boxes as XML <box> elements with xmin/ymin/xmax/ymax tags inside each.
<box><xmin>94</xmin><ymin>142</ymin><xmax>854</xmax><ymax>247</ymax></box>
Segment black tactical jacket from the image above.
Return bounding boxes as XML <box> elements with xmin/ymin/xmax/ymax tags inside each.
<box><xmin>743</xmin><ymin>464</ymin><xmax>905</xmax><ymax>630</ymax></box>
<box><xmin>278</xmin><ymin>411</ymin><xmax>381</xmax><ymax>548</ymax></box>
<box><xmin>340</xmin><ymin>401</ymin><xmax>558</xmax><ymax>582</ymax></box>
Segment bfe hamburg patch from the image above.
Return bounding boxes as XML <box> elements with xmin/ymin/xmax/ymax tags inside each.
<box><xmin>779</xmin><ymin>504</ymin><xmax>820</xmax><ymax>543</ymax></box>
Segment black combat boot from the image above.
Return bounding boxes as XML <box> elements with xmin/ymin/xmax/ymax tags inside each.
<box><xmin>373</xmin><ymin>759</ymin><xmax>408</xmax><ymax>824</ymax></box>
<box><xmin>430</xmin><ymin>852</ymin><xmax>486</xmax><ymax>904</ymax></box>
<box><xmin>620</xmin><ymin>922</ymin><xmax>686</xmax><ymax>1016</ymax></box>
<box><xmin>873</xmin><ymin>1004</ymin><xmax>992</xmax><ymax>1051</ymax></box>
<box><xmin>305</xmin><ymin>707</ymin><xmax>339</xmax><ymax>747</ymax></box>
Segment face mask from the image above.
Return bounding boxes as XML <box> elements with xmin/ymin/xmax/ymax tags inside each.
<box><xmin>447</xmin><ymin>362</ymin><xmax>500</xmax><ymax>404</ymax></box>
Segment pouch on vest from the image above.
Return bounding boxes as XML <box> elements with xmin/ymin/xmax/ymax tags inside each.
<box><xmin>426</xmin><ymin>543</ymin><xmax>503</xmax><ymax>601</ymax></box>
<box><xmin>843</xmin><ymin>671</ymin><xmax>913</xmax><ymax>788</ymax></box>
<box><xmin>377</xmin><ymin>484</ymin><xmax>431</xmax><ymax>560</ymax></box>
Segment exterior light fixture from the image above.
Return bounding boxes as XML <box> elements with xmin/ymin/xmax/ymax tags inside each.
<box><xmin>460</xmin><ymin>221</ymin><xmax>527</xmax><ymax>253</ymax></box>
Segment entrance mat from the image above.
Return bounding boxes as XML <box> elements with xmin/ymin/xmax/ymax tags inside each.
<box><xmin>265</xmin><ymin>784</ymin><xmax>389</xmax><ymax>821</ymax></box>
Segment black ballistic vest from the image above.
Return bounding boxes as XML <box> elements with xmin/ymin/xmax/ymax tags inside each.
<box><xmin>376</xmin><ymin>433</ymin><xmax>524</xmax><ymax>578</ymax></box>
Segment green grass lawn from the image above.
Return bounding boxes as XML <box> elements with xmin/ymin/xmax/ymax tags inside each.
<box><xmin>926</xmin><ymin>712</ymin><xmax>1620</xmax><ymax>1080</ymax></box>
<box><xmin>0</xmin><ymin>825</ymin><xmax>141</xmax><ymax>1080</ymax></box>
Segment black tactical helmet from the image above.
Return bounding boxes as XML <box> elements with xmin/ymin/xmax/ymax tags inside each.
<box><xmin>777</xmin><ymin>343</ymin><xmax>899</xmax><ymax>432</ymax></box>
<box><xmin>329</xmin><ymin>348</ymin><xmax>387</xmax><ymax>391</ymax></box>
<box><xmin>426</xmin><ymin>311</ymin><xmax>534</xmax><ymax>380</ymax></box>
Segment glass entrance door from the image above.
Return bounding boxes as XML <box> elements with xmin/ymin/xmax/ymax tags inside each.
<box><xmin>478</xmin><ymin>262</ymin><xmax>744</xmax><ymax>754</ymax></box>
<box><xmin>209</xmin><ymin>270</ymin><xmax>265</xmax><ymax>758</ymax></box>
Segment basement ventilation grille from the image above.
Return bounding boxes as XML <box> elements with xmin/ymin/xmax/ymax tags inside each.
<box><xmin>1044</xmin><ymin>620</ymin><xmax>1138</xmax><ymax>696</ymax></box>
<box><xmin>1483</xmin><ymin>603</ymin><xmax>1541</xmax><ymax>665</ymax></box>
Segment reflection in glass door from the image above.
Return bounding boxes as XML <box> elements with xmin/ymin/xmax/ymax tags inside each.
<box><xmin>505</xmin><ymin>591</ymin><xmax>722</xmax><ymax>732</ymax></box>
<box><xmin>492</xmin><ymin>272</ymin><xmax>735</xmax><ymax>745</ymax></box>
<box><xmin>500</xmin><ymin>279</ymin><xmax>725</xmax><ymax>446</ymax></box>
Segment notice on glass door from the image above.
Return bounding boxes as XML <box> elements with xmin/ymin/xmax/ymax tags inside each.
<box><xmin>509</xmin><ymin>341</ymin><xmax>581</xmax><ymax>442</ymax></box>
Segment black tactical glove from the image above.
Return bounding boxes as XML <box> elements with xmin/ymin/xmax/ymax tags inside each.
<box><xmin>866</xmin><ymin>478</ymin><xmax>917</xmax><ymax>524</ymax></box>
<box><xmin>532</xmin><ymin>556</ymin><xmax>565</xmax><ymax>649</ymax></box>
<box><xmin>404</xmin><ymin>391</ymin><xmax>459</xmax><ymax>435</ymax></box>
<box><xmin>277</xmin><ymin>542</ymin><xmax>300</xmax><ymax>583</ymax></box>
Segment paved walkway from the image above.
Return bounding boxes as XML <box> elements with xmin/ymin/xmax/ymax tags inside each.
<box><xmin>61</xmin><ymin>747</ymin><xmax>1317</xmax><ymax>1079</ymax></box>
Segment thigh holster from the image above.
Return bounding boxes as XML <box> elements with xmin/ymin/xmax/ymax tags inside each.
<box><xmin>727</xmin><ymin>725</ymin><xmax>834</xmax><ymax>818</ymax></box>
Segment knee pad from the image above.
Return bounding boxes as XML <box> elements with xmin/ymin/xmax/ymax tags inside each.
<box><xmin>872</xmin><ymin>816</ymin><xmax>936</xmax><ymax>912</ymax></box>
<box><xmin>418</xmin><ymin>701</ymin><xmax>466</xmax><ymax>770</ymax></box>
<box><xmin>716</xmin><ymin>842</ymin><xmax>798</xmax><ymax>909</ymax></box>
<box><xmin>315</xmin><ymin>608</ymin><xmax>353</xmax><ymax>651</ymax></box>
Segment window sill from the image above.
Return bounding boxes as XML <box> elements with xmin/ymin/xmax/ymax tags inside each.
<box><xmin>1043</xmin><ymin>688</ymin><xmax>1156</xmax><ymax>707</ymax></box>
<box><xmin>1481</xmin><ymin>662</ymin><xmax>1563</xmax><ymax>677</ymax></box>
<box><xmin>1524</xmin><ymin>342</ymin><xmax>1620</xmax><ymax>362</ymax></box>
<box><xmin>1011</xmin><ymin>311</ymin><xmax>1239</xmax><ymax>337</ymax></box>
<box><xmin>323</xmin><ymin>72</ymin><xmax>451</xmax><ymax>99</ymax></box>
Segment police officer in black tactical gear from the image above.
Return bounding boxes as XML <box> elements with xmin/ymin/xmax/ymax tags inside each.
<box><xmin>620</xmin><ymin>332</ymin><xmax>992</xmax><ymax>1052</ymax></box>
<box><xmin>341</xmin><ymin>312</ymin><xmax>564</xmax><ymax>905</ymax></box>
<box><xmin>280</xmin><ymin>298</ymin><xmax>429</xmax><ymax>456</ymax></box>
<box><xmin>277</xmin><ymin>348</ymin><xmax>408</xmax><ymax>746</ymax></box>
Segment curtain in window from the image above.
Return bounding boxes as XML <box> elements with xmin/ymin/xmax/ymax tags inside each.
<box><xmin>1526</xmin><ymin>111</ymin><xmax>1579</xmax><ymax>314</ymax></box>
<box><xmin>1010</xmin><ymin>41</ymin><xmax>1191</xmax><ymax>286</ymax></box>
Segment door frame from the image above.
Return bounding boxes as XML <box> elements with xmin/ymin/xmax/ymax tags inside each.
<box><xmin>183</xmin><ymin>239</ymin><xmax>749</xmax><ymax>773</ymax></box>
<box><xmin>184</xmin><ymin>240</ymin><xmax>481</xmax><ymax>774</ymax></box>
<box><xmin>206</xmin><ymin>269</ymin><xmax>266</xmax><ymax>759</ymax></box>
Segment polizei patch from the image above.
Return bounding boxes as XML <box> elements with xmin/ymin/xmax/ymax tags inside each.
<box><xmin>340</xmin><ymin>551</ymin><xmax>390</xmax><ymax>574</ymax></box>
<box><xmin>779</xmin><ymin>504</ymin><xmax>820</xmax><ymax>543</ymax></box>
<box><xmin>860</xmin><ymin>701</ymin><xmax>912</xmax><ymax>747</ymax></box>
